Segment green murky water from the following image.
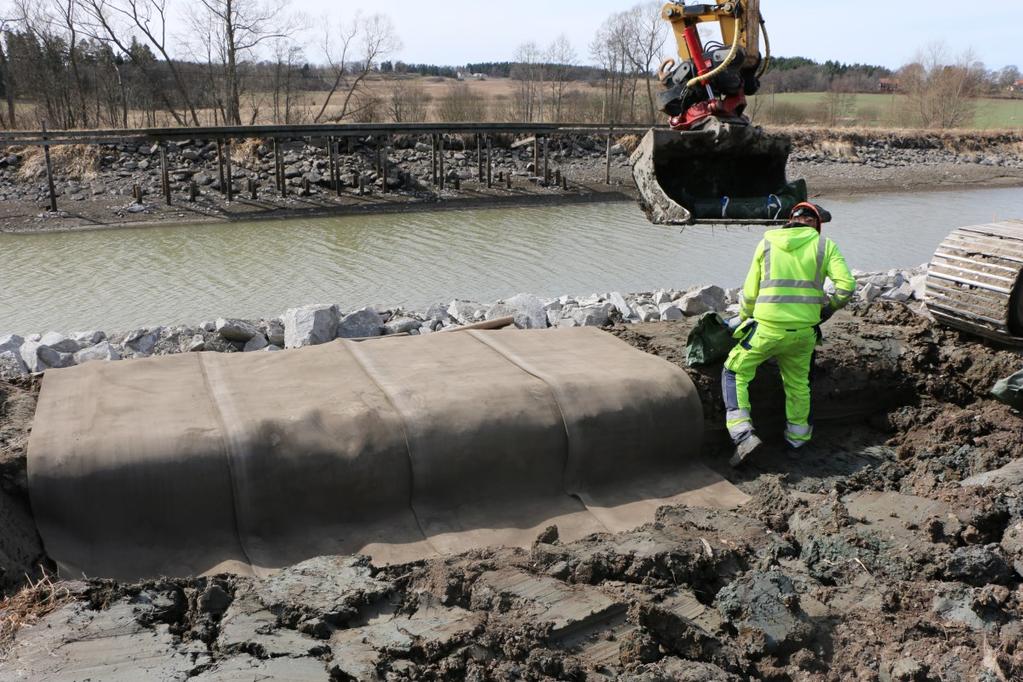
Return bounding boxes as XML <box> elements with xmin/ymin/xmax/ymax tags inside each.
<box><xmin>2</xmin><ymin>187</ymin><xmax>1020</xmax><ymax>334</ymax></box>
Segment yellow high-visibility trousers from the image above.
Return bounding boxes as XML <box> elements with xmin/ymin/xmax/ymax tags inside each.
<box><xmin>721</xmin><ymin>323</ymin><xmax>816</xmax><ymax>448</ymax></box>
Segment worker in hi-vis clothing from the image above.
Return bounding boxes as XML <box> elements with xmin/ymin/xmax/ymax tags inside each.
<box><xmin>723</xmin><ymin>202</ymin><xmax>856</xmax><ymax>467</ymax></box>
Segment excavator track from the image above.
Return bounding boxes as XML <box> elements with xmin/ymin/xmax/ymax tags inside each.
<box><xmin>925</xmin><ymin>220</ymin><xmax>1023</xmax><ymax>346</ymax></box>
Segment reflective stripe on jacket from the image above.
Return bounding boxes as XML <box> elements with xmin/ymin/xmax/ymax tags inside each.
<box><xmin>738</xmin><ymin>227</ymin><xmax>856</xmax><ymax>328</ymax></box>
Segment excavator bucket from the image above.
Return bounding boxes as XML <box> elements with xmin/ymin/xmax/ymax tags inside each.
<box><xmin>631</xmin><ymin>120</ymin><xmax>807</xmax><ymax>226</ymax></box>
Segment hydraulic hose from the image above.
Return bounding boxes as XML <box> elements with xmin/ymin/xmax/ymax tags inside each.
<box><xmin>757</xmin><ymin>17</ymin><xmax>772</xmax><ymax>78</ymax></box>
<box><xmin>686</xmin><ymin>13</ymin><xmax>743</xmax><ymax>88</ymax></box>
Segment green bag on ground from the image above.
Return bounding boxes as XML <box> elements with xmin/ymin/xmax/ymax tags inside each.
<box><xmin>686</xmin><ymin>312</ymin><xmax>738</xmax><ymax>367</ymax></box>
<box><xmin>992</xmin><ymin>370</ymin><xmax>1023</xmax><ymax>410</ymax></box>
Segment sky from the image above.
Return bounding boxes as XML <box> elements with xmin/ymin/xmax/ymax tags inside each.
<box><xmin>285</xmin><ymin>0</ymin><xmax>1021</xmax><ymax>71</ymax></box>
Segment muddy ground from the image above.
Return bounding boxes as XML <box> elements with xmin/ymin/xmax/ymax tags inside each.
<box><xmin>1</xmin><ymin>302</ymin><xmax>1022</xmax><ymax>680</ymax></box>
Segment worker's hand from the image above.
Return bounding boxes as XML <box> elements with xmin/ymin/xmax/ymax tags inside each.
<box><xmin>820</xmin><ymin>305</ymin><xmax>836</xmax><ymax>323</ymax></box>
<box><xmin>725</xmin><ymin>316</ymin><xmax>743</xmax><ymax>332</ymax></box>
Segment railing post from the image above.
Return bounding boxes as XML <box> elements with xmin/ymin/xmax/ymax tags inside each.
<box><xmin>160</xmin><ymin>142</ymin><xmax>171</xmax><ymax>205</ymax></box>
<box><xmin>42</xmin><ymin>123</ymin><xmax>57</xmax><ymax>212</ymax></box>
<box><xmin>381</xmin><ymin>134</ymin><xmax>389</xmax><ymax>193</ymax></box>
<box><xmin>224</xmin><ymin>139</ymin><xmax>234</xmax><ymax>202</ymax></box>
<box><xmin>431</xmin><ymin>134</ymin><xmax>438</xmax><ymax>187</ymax></box>
<box><xmin>543</xmin><ymin>135</ymin><xmax>550</xmax><ymax>186</ymax></box>
<box><xmin>476</xmin><ymin>133</ymin><xmax>483</xmax><ymax>183</ymax></box>
<box><xmin>438</xmin><ymin>134</ymin><xmax>445</xmax><ymax>190</ymax></box>
<box><xmin>486</xmin><ymin>136</ymin><xmax>493</xmax><ymax>189</ymax></box>
<box><xmin>605</xmin><ymin>126</ymin><xmax>613</xmax><ymax>185</ymax></box>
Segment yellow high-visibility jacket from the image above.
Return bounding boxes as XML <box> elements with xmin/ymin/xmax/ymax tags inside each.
<box><xmin>738</xmin><ymin>227</ymin><xmax>856</xmax><ymax>329</ymax></box>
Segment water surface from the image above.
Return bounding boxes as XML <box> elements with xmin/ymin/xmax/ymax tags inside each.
<box><xmin>2</xmin><ymin>186</ymin><xmax>1020</xmax><ymax>334</ymax></box>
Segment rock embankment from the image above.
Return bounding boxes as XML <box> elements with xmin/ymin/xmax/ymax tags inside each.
<box><xmin>0</xmin><ymin>266</ymin><xmax>929</xmax><ymax>380</ymax></box>
<box><xmin>1</xmin><ymin>128</ymin><xmax>1021</xmax><ymax>219</ymax></box>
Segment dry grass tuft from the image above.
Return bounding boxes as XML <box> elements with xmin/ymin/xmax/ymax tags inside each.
<box><xmin>16</xmin><ymin>144</ymin><xmax>101</xmax><ymax>182</ymax></box>
<box><xmin>818</xmin><ymin>140</ymin><xmax>859</xmax><ymax>160</ymax></box>
<box><xmin>616</xmin><ymin>134</ymin><xmax>641</xmax><ymax>154</ymax></box>
<box><xmin>0</xmin><ymin>573</ymin><xmax>73</xmax><ymax>657</ymax></box>
<box><xmin>231</xmin><ymin>137</ymin><xmax>263</xmax><ymax>164</ymax></box>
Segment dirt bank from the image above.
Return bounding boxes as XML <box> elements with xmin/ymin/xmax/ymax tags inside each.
<box><xmin>1</xmin><ymin>302</ymin><xmax>1022</xmax><ymax>679</ymax></box>
<box><xmin>2</xmin><ymin>128</ymin><xmax>1021</xmax><ymax>234</ymax></box>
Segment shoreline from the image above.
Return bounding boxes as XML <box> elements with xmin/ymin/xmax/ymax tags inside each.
<box><xmin>0</xmin><ymin>266</ymin><xmax>928</xmax><ymax>377</ymax></box>
<box><xmin>1</xmin><ymin>174</ymin><xmax>1021</xmax><ymax>236</ymax></box>
<box><xmin>2</xmin><ymin>127</ymin><xmax>1021</xmax><ymax>235</ymax></box>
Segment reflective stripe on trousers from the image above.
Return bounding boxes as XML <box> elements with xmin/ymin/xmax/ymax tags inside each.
<box><xmin>722</xmin><ymin>369</ymin><xmax>754</xmax><ymax>444</ymax></box>
<box><xmin>785</xmin><ymin>422</ymin><xmax>813</xmax><ymax>449</ymax></box>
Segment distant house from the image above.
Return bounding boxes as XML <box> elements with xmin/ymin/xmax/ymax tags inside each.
<box><xmin>456</xmin><ymin>71</ymin><xmax>487</xmax><ymax>81</ymax></box>
<box><xmin>879</xmin><ymin>78</ymin><xmax>900</xmax><ymax>93</ymax></box>
<box><xmin>1014</xmin><ymin>79</ymin><xmax>1023</xmax><ymax>93</ymax></box>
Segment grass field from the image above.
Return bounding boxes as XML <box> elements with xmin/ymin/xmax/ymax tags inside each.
<box><xmin>748</xmin><ymin>92</ymin><xmax>1023</xmax><ymax>130</ymax></box>
<box><xmin>7</xmin><ymin>77</ymin><xmax>1022</xmax><ymax>130</ymax></box>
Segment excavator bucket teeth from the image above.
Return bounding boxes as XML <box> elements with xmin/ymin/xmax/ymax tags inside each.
<box><xmin>630</xmin><ymin>121</ymin><xmax>807</xmax><ymax>226</ymax></box>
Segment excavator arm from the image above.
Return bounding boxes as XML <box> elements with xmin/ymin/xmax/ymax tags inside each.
<box><xmin>631</xmin><ymin>0</ymin><xmax>806</xmax><ymax>226</ymax></box>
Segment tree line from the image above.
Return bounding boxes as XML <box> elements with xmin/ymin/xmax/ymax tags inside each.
<box><xmin>0</xmin><ymin>0</ymin><xmax>1017</xmax><ymax>131</ymax></box>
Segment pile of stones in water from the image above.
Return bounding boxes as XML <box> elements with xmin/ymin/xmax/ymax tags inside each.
<box><xmin>0</xmin><ymin>266</ymin><xmax>927</xmax><ymax>379</ymax></box>
<box><xmin>0</xmin><ymin>134</ymin><xmax>633</xmax><ymax>206</ymax></box>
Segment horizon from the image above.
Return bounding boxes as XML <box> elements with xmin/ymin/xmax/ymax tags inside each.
<box><xmin>276</xmin><ymin>0</ymin><xmax>1021</xmax><ymax>72</ymax></box>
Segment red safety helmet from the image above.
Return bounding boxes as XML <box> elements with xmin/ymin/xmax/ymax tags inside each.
<box><xmin>787</xmin><ymin>202</ymin><xmax>832</xmax><ymax>231</ymax></box>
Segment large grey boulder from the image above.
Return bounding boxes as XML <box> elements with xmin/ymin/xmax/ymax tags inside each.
<box><xmin>337</xmin><ymin>308</ymin><xmax>383</xmax><ymax>339</ymax></box>
<box><xmin>70</xmin><ymin>330</ymin><xmax>106</xmax><ymax>347</ymax></box>
<box><xmin>447</xmin><ymin>300</ymin><xmax>482</xmax><ymax>324</ymax></box>
<box><xmin>487</xmin><ymin>293</ymin><xmax>547</xmax><ymax>329</ymax></box>
<box><xmin>39</xmin><ymin>332</ymin><xmax>80</xmax><ymax>354</ymax></box>
<box><xmin>243</xmin><ymin>335</ymin><xmax>269</xmax><ymax>352</ymax></box>
<box><xmin>0</xmin><ymin>334</ymin><xmax>24</xmax><ymax>356</ymax></box>
<box><xmin>634</xmin><ymin>303</ymin><xmax>661</xmax><ymax>323</ymax></box>
<box><xmin>384</xmin><ymin>318</ymin><xmax>422</xmax><ymax>335</ymax></box>
<box><xmin>859</xmin><ymin>282</ymin><xmax>882</xmax><ymax>303</ymax></box>
<box><xmin>0</xmin><ymin>350</ymin><xmax>28</xmax><ymax>377</ymax></box>
<box><xmin>19</xmin><ymin>341</ymin><xmax>45</xmax><ymax>373</ymax></box>
<box><xmin>216</xmin><ymin>318</ymin><xmax>260</xmax><ymax>343</ymax></box>
<box><xmin>659</xmin><ymin>303</ymin><xmax>684</xmax><ymax>321</ymax></box>
<box><xmin>882</xmin><ymin>281</ymin><xmax>914</xmax><ymax>303</ymax></box>
<box><xmin>609</xmin><ymin>292</ymin><xmax>636</xmax><ymax>321</ymax></box>
<box><xmin>678</xmin><ymin>285</ymin><xmax>728</xmax><ymax>316</ymax></box>
<box><xmin>558</xmin><ymin>303</ymin><xmax>612</xmax><ymax>328</ymax></box>
<box><xmin>74</xmin><ymin>341</ymin><xmax>122</xmax><ymax>364</ymax></box>
<box><xmin>37</xmin><ymin>345</ymin><xmax>76</xmax><ymax>369</ymax></box>
<box><xmin>283</xmin><ymin>304</ymin><xmax>339</xmax><ymax>348</ymax></box>
<box><xmin>264</xmin><ymin>319</ymin><xmax>285</xmax><ymax>347</ymax></box>
<box><xmin>124</xmin><ymin>329</ymin><xmax>159</xmax><ymax>357</ymax></box>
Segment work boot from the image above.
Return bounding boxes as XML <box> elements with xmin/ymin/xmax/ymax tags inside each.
<box><xmin>730</xmin><ymin>434</ymin><xmax>762</xmax><ymax>468</ymax></box>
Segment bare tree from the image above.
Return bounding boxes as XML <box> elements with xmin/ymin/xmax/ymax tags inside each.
<box><xmin>621</xmin><ymin>2</ymin><xmax>666</xmax><ymax>124</ymax></box>
<box><xmin>512</xmin><ymin>41</ymin><xmax>543</xmax><ymax>121</ymax></box>
<box><xmin>545</xmin><ymin>34</ymin><xmax>576</xmax><ymax>123</ymax></box>
<box><xmin>82</xmin><ymin>0</ymin><xmax>200</xmax><ymax>125</ymax></box>
<box><xmin>387</xmin><ymin>78</ymin><xmax>429</xmax><ymax>123</ymax></box>
<box><xmin>0</xmin><ymin>14</ymin><xmax>16</xmax><ymax>127</ymax></box>
<box><xmin>821</xmin><ymin>75</ymin><xmax>856</xmax><ymax>127</ymax></box>
<box><xmin>591</xmin><ymin>11</ymin><xmax>637</xmax><ymax>124</ymax></box>
<box><xmin>997</xmin><ymin>65</ymin><xmax>1020</xmax><ymax>91</ymax></box>
<box><xmin>900</xmin><ymin>43</ymin><xmax>983</xmax><ymax>128</ymax></box>
<box><xmin>268</xmin><ymin>36</ymin><xmax>303</xmax><ymax>123</ymax></box>
<box><xmin>314</xmin><ymin>12</ymin><xmax>399</xmax><ymax>123</ymax></box>
<box><xmin>435</xmin><ymin>82</ymin><xmax>486</xmax><ymax>122</ymax></box>
<box><xmin>190</xmin><ymin>0</ymin><xmax>296</xmax><ymax>125</ymax></box>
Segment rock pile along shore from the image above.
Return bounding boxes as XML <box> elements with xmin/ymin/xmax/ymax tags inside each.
<box><xmin>1</xmin><ymin>129</ymin><xmax>1021</xmax><ymax>209</ymax></box>
<box><xmin>0</xmin><ymin>266</ymin><xmax>928</xmax><ymax>380</ymax></box>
